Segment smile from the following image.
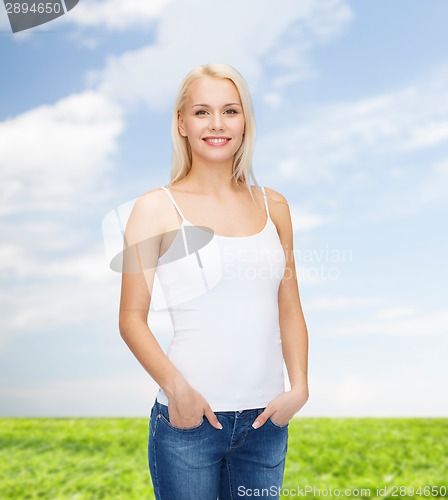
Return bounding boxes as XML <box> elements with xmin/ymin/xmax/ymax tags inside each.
<box><xmin>203</xmin><ymin>137</ymin><xmax>231</xmax><ymax>145</ymax></box>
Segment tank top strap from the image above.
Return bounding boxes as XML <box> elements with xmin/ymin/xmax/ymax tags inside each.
<box><xmin>260</xmin><ymin>186</ymin><xmax>271</xmax><ymax>220</ymax></box>
<box><xmin>161</xmin><ymin>186</ymin><xmax>191</xmax><ymax>254</ymax></box>
<box><xmin>161</xmin><ymin>186</ymin><xmax>186</xmax><ymax>222</ymax></box>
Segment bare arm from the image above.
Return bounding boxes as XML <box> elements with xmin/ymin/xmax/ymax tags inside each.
<box><xmin>118</xmin><ymin>189</ymin><xmax>222</xmax><ymax>429</ymax></box>
<box><xmin>252</xmin><ymin>188</ymin><xmax>309</xmax><ymax>429</ymax></box>
<box><xmin>276</xmin><ymin>192</ymin><xmax>309</xmax><ymax>392</ymax></box>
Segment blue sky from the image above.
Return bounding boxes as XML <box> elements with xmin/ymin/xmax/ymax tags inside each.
<box><xmin>0</xmin><ymin>0</ymin><xmax>447</xmax><ymax>417</ymax></box>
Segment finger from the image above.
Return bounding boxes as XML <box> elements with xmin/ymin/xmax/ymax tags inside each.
<box><xmin>204</xmin><ymin>406</ymin><xmax>223</xmax><ymax>430</ymax></box>
<box><xmin>252</xmin><ymin>409</ymin><xmax>270</xmax><ymax>429</ymax></box>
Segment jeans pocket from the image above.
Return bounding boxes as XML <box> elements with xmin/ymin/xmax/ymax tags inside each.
<box><xmin>156</xmin><ymin>402</ymin><xmax>205</xmax><ymax>432</ymax></box>
<box><xmin>158</xmin><ymin>412</ymin><xmax>205</xmax><ymax>432</ymax></box>
<box><xmin>267</xmin><ymin>416</ymin><xmax>289</xmax><ymax>429</ymax></box>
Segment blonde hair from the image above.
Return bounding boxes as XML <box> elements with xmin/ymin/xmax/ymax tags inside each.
<box><xmin>168</xmin><ymin>63</ymin><xmax>261</xmax><ymax>199</ymax></box>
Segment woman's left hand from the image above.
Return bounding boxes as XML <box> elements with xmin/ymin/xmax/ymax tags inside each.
<box><xmin>252</xmin><ymin>384</ymin><xmax>309</xmax><ymax>429</ymax></box>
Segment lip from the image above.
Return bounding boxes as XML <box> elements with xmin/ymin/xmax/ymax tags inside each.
<box><xmin>202</xmin><ymin>136</ymin><xmax>231</xmax><ymax>147</ymax></box>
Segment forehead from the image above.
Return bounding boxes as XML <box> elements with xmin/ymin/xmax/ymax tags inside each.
<box><xmin>187</xmin><ymin>76</ymin><xmax>241</xmax><ymax>104</ymax></box>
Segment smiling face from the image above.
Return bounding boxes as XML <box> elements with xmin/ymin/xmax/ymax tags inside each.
<box><xmin>178</xmin><ymin>76</ymin><xmax>246</xmax><ymax>168</ymax></box>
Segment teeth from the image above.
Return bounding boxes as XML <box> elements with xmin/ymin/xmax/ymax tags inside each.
<box><xmin>206</xmin><ymin>138</ymin><xmax>228</xmax><ymax>143</ymax></box>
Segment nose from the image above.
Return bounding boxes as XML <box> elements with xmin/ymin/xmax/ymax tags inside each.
<box><xmin>209</xmin><ymin>113</ymin><xmax>224</xmax><ymax>131</ymax></box>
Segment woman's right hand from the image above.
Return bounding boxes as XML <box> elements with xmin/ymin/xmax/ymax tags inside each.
<box><xmin>167</xmin><ymin>382</ymin><xmax>223</xmax><ymax>430</ymax></box>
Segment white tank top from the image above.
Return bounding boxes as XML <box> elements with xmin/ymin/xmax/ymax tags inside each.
<box><xmin>155</xmin><ymin>185</ymin><xmax>286</xmax><ymax>411</ymax></box>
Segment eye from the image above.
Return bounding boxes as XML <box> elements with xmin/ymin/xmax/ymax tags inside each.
<box><xmin>225</xmin><ymin>109</ymin><xmax>238</xmax><ymax>114</ymax></box>
<box><xmin>194</xmin><ymin>110</ymin><xmax>208</xmax><ymax>116</ymax></box>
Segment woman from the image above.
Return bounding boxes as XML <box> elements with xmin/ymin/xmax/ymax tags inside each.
<box><xmin>119</xmin><ymin>64</ymin><xmax>309</xmax><ymax>499</ymax></box>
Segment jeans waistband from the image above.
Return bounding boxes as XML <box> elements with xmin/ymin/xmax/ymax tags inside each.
<box><xmin>154</xmin><ymin>398</ymin><xmax>265</xmax><ymax>416</ymax></box>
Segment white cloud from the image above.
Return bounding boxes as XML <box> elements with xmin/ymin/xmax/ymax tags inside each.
<box><xmin>64</xmin><ymin>0</ymin><xmax>171</xmax><ymax>31</ymax></box>
<box><xmin>0</xmin><ymin>89</ymin><xmax>127</xmax><ymax>351</ymax></box>
<box><xmin>86</xmin><ymin>0</ymin><xmax>353</xmax><ymax>110</ymax></box>
<box><xmin>262</xmin><ymin>92</ymin><xmax>283</xmax><ymax>109</ymax></box>
<box><xmin>434</xmin><ymin>158</ymin><xmax>448</xmax><ymax>174</ymax></box>
<box><xmin>0</xmin><ymin>243</ymin><xmax>28</xmax><ymax>278</ymax></box>
<box><xmin>322</xmin><ymin>308</ymin><xmax>448</xmax><ymax>336</ymax></box>
<box><xmin>259</xmin><ymin>67</ymin><xmax>448</xmax><ymax>191</ymax></box>
<box><xmin>375</xmin><ymin>306</ymin><xmax>417</xmax><ymax>321</ymax></box>
<box><xmin>1</xmin><ymin>0</ymin><xmax>169</xmax><ymax>31</ymax></box>
<box><xmin>0</xmin><ymin>247</ymin><xmax>119</xmax><ymax>349</ymax></box>
<box><xmin>0</xmin><ymin>90</ymin><xmax>124</xmax><ymax>215</ymax></box>
<box><xmin>401</xmin><ymin>121</ymin><xmax>448</xmax><ymax>150</ymax></box>
<box><xmin>0</xmin><ymin>0</ymin><xmax>170</xmax><ymax>36</ymax></box>
<box><xmin>0</xmin><ymin>5</ymin><xmax>9</xmax><ymax>31</ymax></box>
<box><xmin>419</xmin><ymin>157</ymin><xmax>448</xmax><ymax>204</ymax></box>
<box><xmin>0</xmin><ymin>373</ymin><xmax>159</xmax><ymax>417</ymax></box>
<box><xmin>307</xmin><ymin>296</ymin><xmax>382</xmax><ymax>311</ymax></box>
<box><xmin>303</xmin><ymin>372</ymin><xmax>448</xmax><ymax>417</ymax></box>
<box><xmin>290</xmin><ymin>205</ymin><xmax>330</xmax><ymax>231</ymax></box>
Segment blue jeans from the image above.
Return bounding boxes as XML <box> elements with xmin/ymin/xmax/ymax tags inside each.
<box><xmin>148</xmin><ymin>398</ymin><xmax>289</xmax><ymax>499</ymax></box>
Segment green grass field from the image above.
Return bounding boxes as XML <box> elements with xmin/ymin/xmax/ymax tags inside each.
<box><xmin>0</xmin><ymin>417</ymin><xmax>446</xmax><ymax>499</ymax></box>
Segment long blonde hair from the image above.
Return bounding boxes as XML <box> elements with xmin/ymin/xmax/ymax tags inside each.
<box><xmin>168</xmin><ymin>64</ymin><xmax>261</xmax><ymax>200</ymax></box>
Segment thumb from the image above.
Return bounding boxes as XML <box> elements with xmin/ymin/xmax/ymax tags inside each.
<box><xmin>204</xmin><ymin>406</ymin><xmax>223</xmax><ymax>430</ymax></box>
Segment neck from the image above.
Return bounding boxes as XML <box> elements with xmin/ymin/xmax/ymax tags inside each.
<box><xmin>183</xmin><ymin>158</ymin><xmax>243</xmax><ymax>194</ymax></box>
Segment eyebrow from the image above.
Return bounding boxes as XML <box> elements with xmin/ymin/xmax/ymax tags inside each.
<box><xmin>191</xmin><ymin>103</ymin><xmax>242</xmax><ymax>108</ymax></box>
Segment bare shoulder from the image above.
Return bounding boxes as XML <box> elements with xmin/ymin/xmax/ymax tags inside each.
<box><xmin>125</xmin><ymin>187</ymin><xmax>170</xmax><ymax>244</ymax></box>
<box><xmin>136</xmin><ymin>186</ymin><xmax>168</xmax><ymax>206</ymax></box>
<box><xmin>129</xmin><ymin>187</ymin><xmax>169</xmax><ymax>222</ymax></box>
<box><xmin>263</xmin><ymin>186</ymin><xmax>292</xmax><ymax>239</ymax></box>
<box><xmin>263</xmin><ymin>186</ymin><xmax>289</xmax><ymax>206</ymax></box>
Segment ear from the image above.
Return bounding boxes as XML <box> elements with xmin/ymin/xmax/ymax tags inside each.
<box><xmin>178</xmin><ymin>112</ymin><xmax>187</xmax><ymax>137</ymax></box>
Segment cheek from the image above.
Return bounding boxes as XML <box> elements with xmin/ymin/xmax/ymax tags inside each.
<box><xmin>188</xmin><ymin>120</ymin><xmax>204</xmax><ymax>135</ymax></box>
<box><xmin>238</xmin><ymin>120</ymin><xmax>246</xmax><ymax>138</ymax></box>
<box><xmin>180</xmin><ymin>121</ymin><xmax>197</xmax><ymax>139</ymax></box>
<box><xmin>232</xmin><ymin>117</ymin><xmax>245</xmax><ymax>137</ymax></box>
